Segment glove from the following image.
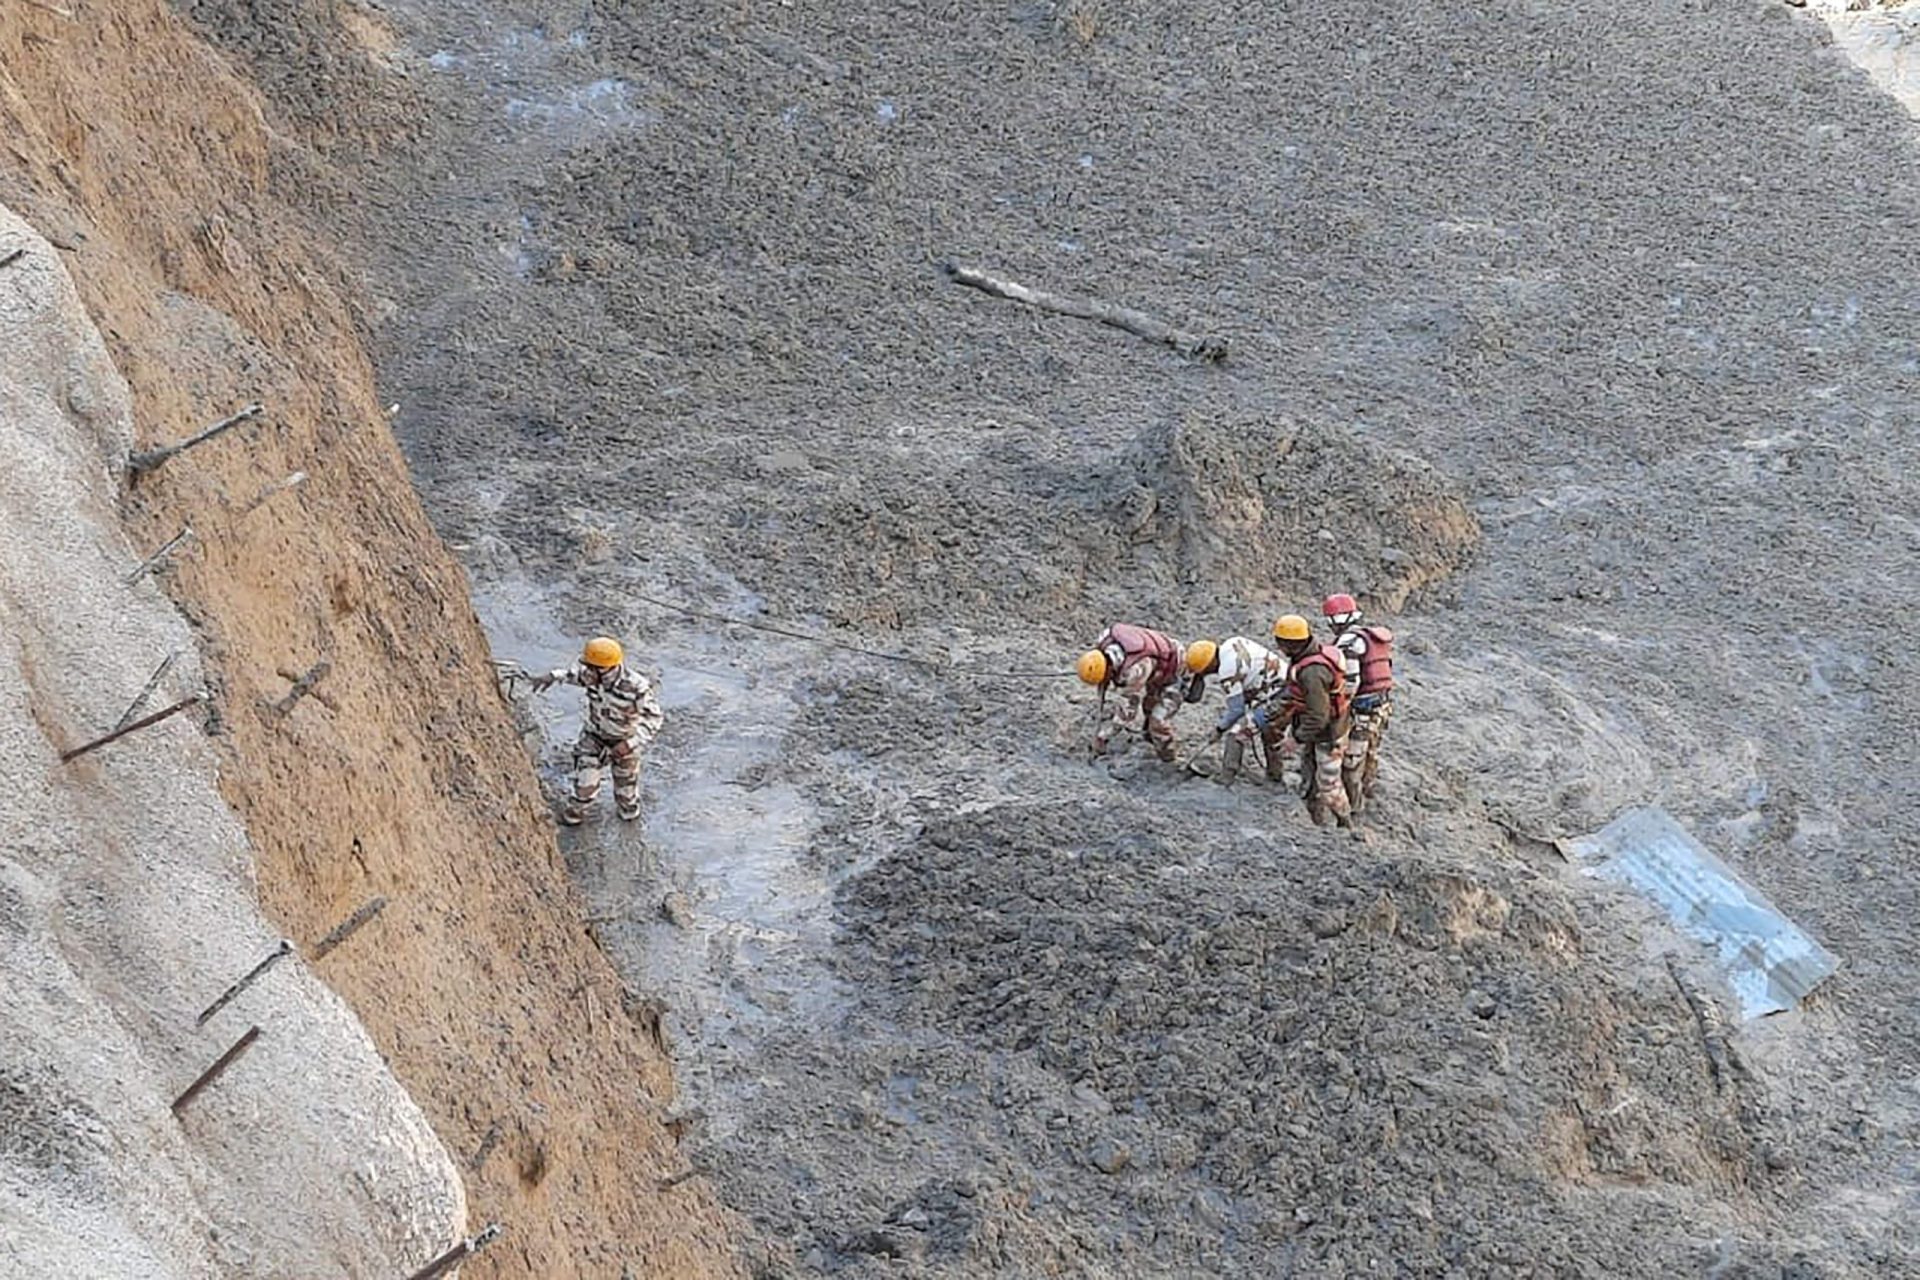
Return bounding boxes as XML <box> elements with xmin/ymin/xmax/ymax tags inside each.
<box><xmin>530</xmin><ymin>672</ymin><xmax>557</xmax><ymax>692</ymax></box>
<box><xmin>1089</xmin><ymin>736</ymin><xmax>1109</xmax><ymax>760</ymax></box>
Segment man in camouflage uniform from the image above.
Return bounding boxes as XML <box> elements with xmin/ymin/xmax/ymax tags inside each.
<box><xmin>531</xmin><ymin>636</ymin><xmax>663</xmax><ymax>825</ymax></box>
<box><xmin>1271</xmin><ymin>613</ymin><xmax>1353</xmax><ymax>829</ymax></box>
<box><xmin>1322</xmin><ymin>593</ymin><xmax>1396</xmax><ymax>814</ymax></box>
<box><xmin>1184</xmin><ymin>634</ymin><xmax>1290</xmax><ymax>786</ymax></box>
<box><xmin>1078</xmin><ymin>622</ymin><xmax>1194</xmax><ymax>761</ymax></box>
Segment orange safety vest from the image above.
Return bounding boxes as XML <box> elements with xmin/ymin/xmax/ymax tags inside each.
<box><xmin>1283</xmin><ymin>645</ymin><xmax>1351</xmax><ymax>721</ymax></box>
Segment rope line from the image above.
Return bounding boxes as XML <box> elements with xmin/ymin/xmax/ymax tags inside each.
<box><xmin>628</xmin><ymin>590</ymin><xmax>1078</xmax><ymax>681</ymax></box>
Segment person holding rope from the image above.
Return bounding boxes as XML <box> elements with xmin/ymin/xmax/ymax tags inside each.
<box><xmin>1077</xmin><ymin>622</ymin><xmax>1198</xmax><ymax>761</ymax></box>
<box><xmin>529</xmin><ymin>636</ymin><xmax>663</xmax><ymax>825</ymax></box>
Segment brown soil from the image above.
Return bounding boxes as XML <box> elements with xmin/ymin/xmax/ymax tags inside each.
<box><xmin>0</xmin><ymin>4</ymin><xmax>739</xmax><ymax>1276</ymax></box>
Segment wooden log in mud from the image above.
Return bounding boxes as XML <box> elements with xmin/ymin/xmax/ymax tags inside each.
<box><xmin>942</xmin><ymin>263</ymin><xmax>1229</xmax><ymax>362</ymax></box>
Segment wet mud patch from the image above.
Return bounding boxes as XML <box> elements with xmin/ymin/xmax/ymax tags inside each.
<box><xmin>1120</xmin><ymin>414</ymin><xmax>1479</xmax><ymax>613</ymax></box>
<box><xmin>329</xmin><ymin>0</ymin><xmax>1920</xmax><ymax>1272</ymax></box>
<box><xmin>171</xmin><ymin>0</ymin><xmax>423</xmax><ymax>153</ymax></box>
<box><xmin>682</xmin><ymin>413</ymin><xmax>1478</xmax><ymax>637</ymax></box>
<box><xmin>825</xmin><ymin>799</ymin><xmax>1776</xmax><ymax>1275</ymax></box>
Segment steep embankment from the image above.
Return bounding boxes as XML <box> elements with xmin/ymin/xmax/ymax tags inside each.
<box><xmin>1</xmin><ymin>201</ymin><xmax>462</xmax><ymax>1280</ymax></box>
<box><xmin>0</xmin><ymin>4</ymin><xmax>739</xmax><ymax>1275</ymax></box>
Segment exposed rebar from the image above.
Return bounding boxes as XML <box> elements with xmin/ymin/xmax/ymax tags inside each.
<box><xmin>240</xmin><ymin>470</ymin><xmax>308</xmax><ymax>516</ymax></box>
<box><xmin>196</xmin><ymin>940</ymin><xmax>294</xmax><ymax>1027</ymax></box>
<box><xmin>124</xmin><ymin>526</ymin><xmax>196</xmax><ymax>585</ymax></box>
<box><xmin>405</xmin><ymin>1224</ymin><xmax>503</xmax><ymax>1280</ymax></box>
<box><xmin>171</xmin><ymin>1026</ymin><xmax>262</xmax><ymax>1116</ymax></box>
<box><xmin>269</xmin><ymin>660</ymin><xmax>333</xmax><ymax>718</ymax></box>
<box><xmin>61</xmin><ymin>693</ymin><xmax>206</xmax><ymax>764</ymax></box>
<box><xmin>113</xmin><ymin>650</ymin><xmax>181</xmax><ymax>732</ymax></box>
<box><xmin>310</xmin><ymin>896</ymin><xmax>387</xmax><ymax>962</ymax></box>
<box><xmin>128</xmin><ymin>403</ymin><xmax>265</xmax><ymax>477</ymax></box>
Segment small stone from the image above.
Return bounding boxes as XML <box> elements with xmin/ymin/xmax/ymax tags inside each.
<box><xmin>1190</xmin><ymin>1188</ymin><xmax>1231</xmax><ymax>1230</ymax></box>
<box><xmin>659</xmin><ymin>892</ymin><xmax>693</xmax><ymax>928</ymax></box>
<box><xmin>858</xmin><ymin>1229</ymin><xmax>905</xmax><ymax>1258</ymax></box>
<box><xmin>1307</xmin><ymin>910</ymin><xmax>1347</xmax><ymax>939</ymax></box>
<box><xmin>898</xmin><ymin>1206</ymin><xmax>931</xmax><ymax>1229</ymax></box>
<box><xmin>1089</xmin><ymin>1136</ymin><xmax>1132</xmax><ymax>1175</ymax></box>
<box><xmin>1468</xmin><ymin>989</ymin><xmax>1498</xmax><ymax>1019</ymax></box>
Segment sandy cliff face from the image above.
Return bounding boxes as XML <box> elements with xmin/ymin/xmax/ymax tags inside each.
<box><xmin>0</xmin><ymin>202</ymin><xmax>463</xmax><ymax>1280</ymax></box>
<box><xmin>0</xmin><ymin>3</ymin><xmax>740</xmax><ymax>1275</ymax></box>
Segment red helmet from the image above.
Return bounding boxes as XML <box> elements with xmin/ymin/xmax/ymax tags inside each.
<box><xmin>1322</xmin><ymin>593</ymin><xmax>1359</xmax><ymax>619</ymax></box>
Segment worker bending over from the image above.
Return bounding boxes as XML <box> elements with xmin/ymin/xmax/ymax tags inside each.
<box><xmin>1078</xmin><ymin>622</ymin><xmax>1195</xmax><ymax>761</ymax></box>
<box><xmin>530</xmin><ymin>636</ymin><xmax>663</xmax><ymax>825</ymax></box>
<box><xmin>1185</xmin><ymin>635</ymin><xmax>1288</xmax><ymax>786</ymax></box>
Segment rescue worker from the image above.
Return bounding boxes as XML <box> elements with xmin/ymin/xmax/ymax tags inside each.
<box><xmin>529</xmin><ymin>636</ymin><xmax>663</xmax><ymax>825</ymax></box>
<box><xmin>1323</xmin><ymin>593</ymin><xmax>1395</xmax><ymax>813</ymax></box>
<box><xmin>1078</xmin><ymin>622</ymin><xmax>1194</xmax><ymax>761</ymax></box>
<box><xmin>1271</xmin><ymin>614</ymin><xmax>1353</xmax><ymax>828</ymax></box>
<box><xmin>1184</xmin><ymin>635</ymin><xmax>1288</xmax><ymax>786</ymax></box>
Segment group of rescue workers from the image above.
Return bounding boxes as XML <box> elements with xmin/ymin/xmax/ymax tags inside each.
<box><xmin>1077</xmin><ymin>594</ymin><xmax>1396</xmax><ymax>829</ymax></box>
<box><xmin>521</xmin><ymin>593</ymin><xmax>1393</xmax><ymax>831</ymax></box>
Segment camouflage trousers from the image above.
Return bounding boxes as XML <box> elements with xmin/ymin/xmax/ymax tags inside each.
<box><xmin>1103</xmin><ymin>684</ymin><xmax>1180</xmax><ymax>760</ymax></box>
<box><xmin>1297</xmin><ymin>728</ymin><xmax>1352</xmax><ymax>828</ymax></box>
<box><xmin>1342</xmin><ymin>698</ymin><xmax>1393</xmax><ymax>813</ymax></box>
<box><xmin>564</xmin><ymin>730</ymin><xmax>644</xmax><ymax>824</ymax></box>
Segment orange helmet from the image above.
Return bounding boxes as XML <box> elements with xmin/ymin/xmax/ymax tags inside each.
<box><xmin>1272</xmin><ymin>614</ymin><xmax>1312</xmax><ymax>643</ymax></box>
<box><xmin>582</xmin><ymin>636</ymin><xmax>624</xmax><ymax>668</ymax></box>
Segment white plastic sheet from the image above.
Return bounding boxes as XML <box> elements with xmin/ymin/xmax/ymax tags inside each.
<box><xmin>1567</xmin><ymin>806</ymin><xmax>1837</xmax><ymax>1020</ymax></box>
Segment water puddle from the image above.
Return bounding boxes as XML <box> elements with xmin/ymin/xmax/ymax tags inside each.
<box><xmin>503</xmin><ymin>78</ymin><xmax>658</xmax><ymax>143</ymax></box>
<box><xmin>415</xmin><ymin>20</ymin><xmax>656</xmax><ymax>147</ymax></box>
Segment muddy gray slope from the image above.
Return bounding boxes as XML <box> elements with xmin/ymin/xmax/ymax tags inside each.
<box><xmin>181</xmin><ymin>0</ymin><xmax>1920</xmax><ymax>1274</ymax></box>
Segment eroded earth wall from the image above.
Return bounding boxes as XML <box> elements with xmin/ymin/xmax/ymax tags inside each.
<box><xmin>0</xmin><ymin>4</ymin><xmax>741</xmax><ymax>1276</ymax></box>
